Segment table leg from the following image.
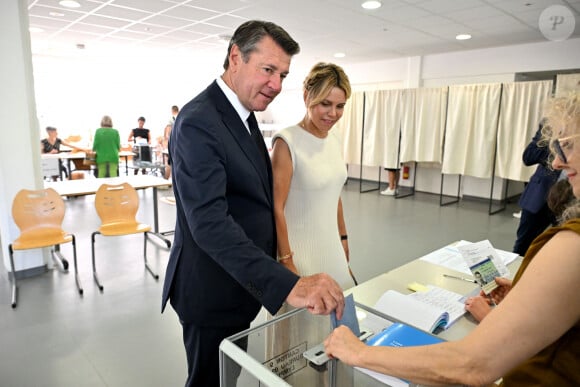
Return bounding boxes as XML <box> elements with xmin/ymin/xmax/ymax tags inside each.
<box><xmin>148</xmin><ymin>186</ymin><xmax>172</xmax><ymax>248</ymax></box>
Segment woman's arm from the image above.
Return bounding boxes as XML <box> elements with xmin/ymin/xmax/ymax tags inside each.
<box><xmin>271</xmin><ymin>137</ymin><xmax>297</xmax><ymax>274</ymax></box>
<box><xmin>326</xmin><ymin>230</ymin><xmax>580</xmax><ymax>386</ymax></box>
<box><xmin>337</xmin><ymin>198</ymin><xmax>349</xmax><ymax>262</ymax></box>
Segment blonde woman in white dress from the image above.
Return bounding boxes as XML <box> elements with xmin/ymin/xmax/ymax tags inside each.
<box><xmin>266</xmin><ymin>62</ymin><xmax>354</xmax><ymax>385</ymax></box>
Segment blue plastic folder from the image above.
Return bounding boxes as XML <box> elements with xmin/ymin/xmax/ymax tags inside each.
<box><xmin>366</xmin><ymin>322</ymin><xmax>443</xmax><ymax>348</ymax></box>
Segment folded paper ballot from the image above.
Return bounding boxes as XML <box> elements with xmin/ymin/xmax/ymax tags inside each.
<box><xmin>373</xmin><ymin>287</ymin><xmax>466</xmax><ymax>333</ymax></box>
<box><xmin>304</xmin><ymin>294</ymin><xmax>371</xmax><ymax>367</ymax></box>
<box><xmin>330</xmin><ymin>293</ymin><xmax>360</xmax><ymax>336</ymax></box>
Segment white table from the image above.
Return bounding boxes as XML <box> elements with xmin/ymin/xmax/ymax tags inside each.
<box><xmin>45</xmin><ymin>175</ymin><xmax>174</xmax><ymax>248</ymax></box>
<box><xmin>42</xmin><ymin>150</ymin><xmax>136</xmax><ymax>177</ymax></box>
<box><xmin>348</xmin><ymin>250</ymin><xmax>522</xmax><ymax>341</ymax></box>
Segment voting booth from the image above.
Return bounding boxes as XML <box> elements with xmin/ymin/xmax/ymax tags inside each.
<box><xmin>219</xmin><ymin>303</ymin><xmax>403</xmax><ymax>387</ymax></box>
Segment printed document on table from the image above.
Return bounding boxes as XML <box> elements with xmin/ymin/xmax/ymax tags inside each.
<box><xmin>419</xmin><ymin>240</ymin><xmax>517</xmax><ymax>276</ymax></box>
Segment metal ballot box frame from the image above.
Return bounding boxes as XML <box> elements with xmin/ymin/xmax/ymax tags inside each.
<box><xmin>219</xmin><ymin>303</ymin><xmax>408</xmax><ymax>387</ymax></box>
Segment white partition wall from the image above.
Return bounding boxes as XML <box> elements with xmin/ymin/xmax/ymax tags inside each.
<box><xmin>0</xmin><ymin>0</ymin><xmax>46</xmax><ymax>275</ymax></box>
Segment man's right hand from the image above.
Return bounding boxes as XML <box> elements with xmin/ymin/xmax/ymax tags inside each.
<box><xmin>286</xmin><ymin>273</ymin><xmax>345</xmax><ymax>319</ymax></box>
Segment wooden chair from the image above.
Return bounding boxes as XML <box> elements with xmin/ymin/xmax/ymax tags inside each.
<box><xmin>91</xmin><ymin>183</ymin><xmax>159</xmax><ymax>291</ymax></box>
<box><xmin>8</xmin><ymin>188</ymin><xmax>83</xmax><ymax>308</ymax></box>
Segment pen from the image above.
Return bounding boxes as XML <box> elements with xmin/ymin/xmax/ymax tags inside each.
<box><xmin>442</xmin><ymin>274</ymin><xmax>476</xmax><ymax>283</ymax></box>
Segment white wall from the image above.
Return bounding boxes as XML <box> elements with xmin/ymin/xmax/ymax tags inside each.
<box><xmin>0</xmin><ymin>0</ymin><xmax>47</xmax><ymax>274</ymax></box>
<box><xmin>28</xmin><ymin>36</ymin><xmax>580</xmax><ymax>198</ymax></box>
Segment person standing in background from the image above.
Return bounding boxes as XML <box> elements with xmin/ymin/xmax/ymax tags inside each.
<box><xmin>512</xmin><ymin>122</ymin><xmax>560</xmax><ymax>256</ymax></box>
<box><xmin>163</xmin><ymin>105</ymin><xmax>179</xmax><ymax>179</ymax></box>
<box><xmin>128</xmin><ymin>116</ymin><xmax>151</xmax><ymax>175</ymax></box>
<box><xmin>161</xmin><ymin>20</ymin><xmax>345</xmax><ymax>386</ymax></box>
<box><xmin>93</xmin><ymin>115</ymin><xmax>121</xmax><ymax>178</ymax></box>
<box><xmin>380</xmin><ymin>168</ymin><xmax>399</xmax><ymax>196</ymax></box>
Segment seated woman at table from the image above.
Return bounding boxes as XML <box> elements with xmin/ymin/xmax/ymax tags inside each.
<box><xmin>465</xmin><ymin>178</ymin><xmax>576</xmax><ymax>323</ymax></box>
<box><xmin>41</xmin><ymin>126</ymin><xmax>85</xmax><ymax>179</ymax></box>
<box><xmin>324</xmin><ymin>91</ymin><xmax>580</xmax><ymax>387</ymax></box>
<box><xmin>93</xmin><ymin>115</ymin><xmax>121</xmax><ymax>178</ymax></box>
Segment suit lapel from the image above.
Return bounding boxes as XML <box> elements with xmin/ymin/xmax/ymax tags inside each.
<box><xmin>209</xmin><ymin>83</ymin><xmax>272</xmax><ymax>202</ymax></box>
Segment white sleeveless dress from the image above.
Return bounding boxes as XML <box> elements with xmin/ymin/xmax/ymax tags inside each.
<box><xmin>273</xmin><ymin>125</ymin><xmax>354</xmax><ymax>290</ymax></box>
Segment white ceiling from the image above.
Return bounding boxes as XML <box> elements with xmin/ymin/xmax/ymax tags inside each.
<box><xmin>27</xmin><ymin>0</ymin><xmax>580</xmax><ymax>68</ymax></box>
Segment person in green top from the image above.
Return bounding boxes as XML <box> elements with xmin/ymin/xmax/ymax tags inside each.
<box><xmin>93</xmin><ymin>115</ymin><xmax>121</xmax><ymax>178</ymax></box>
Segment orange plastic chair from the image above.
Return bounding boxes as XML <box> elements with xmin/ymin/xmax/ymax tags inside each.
<box><xmin>91</xmin><ymin>183</ymin><xmax>158</xmax><ymax>291</ymax></box>
<box><xmin>8</xmin><ymin>188</ymin><xmax>83</xmax><ymax>308</ymax></box>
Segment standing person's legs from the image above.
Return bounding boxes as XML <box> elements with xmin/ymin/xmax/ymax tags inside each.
<box><xmin>388</xmin><ymin>169</ymin><xmax>399</xmax><ymax>190</ymax></box>
<box><xmin>380</xmin><ymin>168</ymin><xmax>399</xmax><ymax>196</ymax></box>
<box><xmin>181</xmin><ymin>321</ymin><xmax>249</xmax><ymax>387</ymax></box>
<box><xmin>97</xmin><ymin>162</ymin><xmax>106</xmax><ymax>178</ymax></box>
<box><xmin>110</xmin><ymin>163</ymin><xmax>119</xmax><ymax>177</ymax></box>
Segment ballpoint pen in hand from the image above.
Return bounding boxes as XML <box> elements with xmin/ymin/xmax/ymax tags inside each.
<box><xmin>442</xmin><ymin>273</ymin><xmax>477</xmax><ymax>283</ymax></box>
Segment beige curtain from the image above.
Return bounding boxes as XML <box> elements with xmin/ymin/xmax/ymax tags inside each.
<box><xmin>555</xmin><ymin>73</ymin><xmax>580</xmax><ymax>97</ymax></box>
<box><xmin>362</xmin><ymin>89</ymin><xmax>402</xmax><ymax>168</ymax></box>
<box><xmin>335</xmin><ymin>91</ymin><xmax>364</xmax><ymax>165</ymax></box>
<box><xmin>495</xmin><ymin>80</ymin><xmax>553</xmax><ymax>181</ymax></box>
<box><xmin>442</xmin><ymin>83</ymin><xmax>502</xmax><ymax>178</ymax></box>
<box><xmin>400</xmin><ymin>87</ymin><xmax>448</xmax><ymax>163</ymax></box>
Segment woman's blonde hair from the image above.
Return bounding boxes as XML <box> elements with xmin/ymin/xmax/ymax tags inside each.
<box><xmin>540</xmin><ymin>90</ymin><xmax>580</xmax><ymax>221</ymax></box>
<box><xmin>100</xmin><ymin>115</ymin><xmax>113</xmax><ymax>128</ymax></box>
<box><xmin>303</xmin><ymin>62</ymin><xmax>351</xmax><ymax>108</ymax></box>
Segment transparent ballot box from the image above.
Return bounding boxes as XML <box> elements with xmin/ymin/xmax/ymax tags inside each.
<box><xmin>219</xmin><ymin>303</ymin><xmax>406</xmax><ymax>387</ymax></box>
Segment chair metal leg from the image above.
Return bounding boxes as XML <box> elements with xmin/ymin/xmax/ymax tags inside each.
<box><xmin>91</xmin><ymin>232</ymin><xmax>104</xmax><ymax>292</ymax></box>
<box><xmin>8</xmin><ymin>245</ymin><xmax>17</xmax><ymax>308</ymax></box>
<box><xmin>143</xmin><ymin>232</ymin><xmax>159</xmax><ymax>280</ymax></box>
<box><xmin>51</xmin><ymin>244</ymin><xmax>69</xmax><ymax>272</ymax></box>
<box><xmin>71</xmin><ymin>235</ymin><xmax>83</xmax><ymax>296</ymax></box>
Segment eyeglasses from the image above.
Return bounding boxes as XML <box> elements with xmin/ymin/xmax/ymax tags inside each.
<box><xmin>553</xmin><ymin>134</ymin><xmax>580</xmax><ymax>163</ymax></box>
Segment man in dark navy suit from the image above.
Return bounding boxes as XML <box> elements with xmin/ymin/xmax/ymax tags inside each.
<box><xmin>513</xmin><ymin>123</ymin><xmax>561</xmax><ymax>256</ymax></box>
<box><xmin>161</xmin><ymin>20</ymin><xmax>345</xmax><ymax>386</ymax></box>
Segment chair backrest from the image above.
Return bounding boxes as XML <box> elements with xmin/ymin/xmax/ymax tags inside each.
<box><xmin>95</xmin><ymin>183</ymin><xmax>140</xmax><ymax>226</ymax></box>
<box><xmin>11</xmin><ymin>188</ymin><xmax>66</xmax><ymax>239</ymax></box>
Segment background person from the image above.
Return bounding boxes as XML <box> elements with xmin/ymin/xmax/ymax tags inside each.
<box><xmin>128</xmin><ymin>116</ymin><xmax>151</xmax><ymax>175</ymax></box>
<box><xmin>41</xmin><ymin>126</ymin><xmax>85</xmax><ymax>179</ymax></box>
<box><xmin>512</xmin><ymin>122</ymin><xmax>561</xmax><ymax>256</ymax></box>
<box><xmin>161</xmin><ymin>20</ymin><xmax>345</xmax><ymax>387</ymax></box>
<box><xmin>162</xmin><ymin>105</ymin><xmax>179</xmax><ymax>180</ymax></box>
<box><xmin>324</xmin><ymin>91</ymin><xmax>580</xmax><ymax>387</ymax></box>
<box><xmin>380</xmin><ymin>168</ymin><xmax>399</xmax><ymax>196</ymax></box>
<box><xmin>92</xmin><ymin>115</ymin><xmax>121</xmax><ymax>178</ymax></box>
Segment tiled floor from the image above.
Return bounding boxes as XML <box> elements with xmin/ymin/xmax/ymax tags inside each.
<box><xmin>0</xmin><ymin>181</ymin><xmax>521</xmax><ymax>386</ymax></box>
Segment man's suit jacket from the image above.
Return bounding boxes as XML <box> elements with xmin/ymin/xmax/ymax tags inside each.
<box><xmin>162</xmin><ymin>81</ymin><xmax>299</xmax><ymax>327</ymax></box>
<box><xmin>519</xmin><ymin>124</ymin><xmax>560</xmax><ymax>214</ymax></box>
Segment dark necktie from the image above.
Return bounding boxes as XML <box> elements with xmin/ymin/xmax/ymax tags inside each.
<box><xmin>247</xmin><ymin>112</ymin><xmax>267</xmax><ymax>164</ymax></box>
